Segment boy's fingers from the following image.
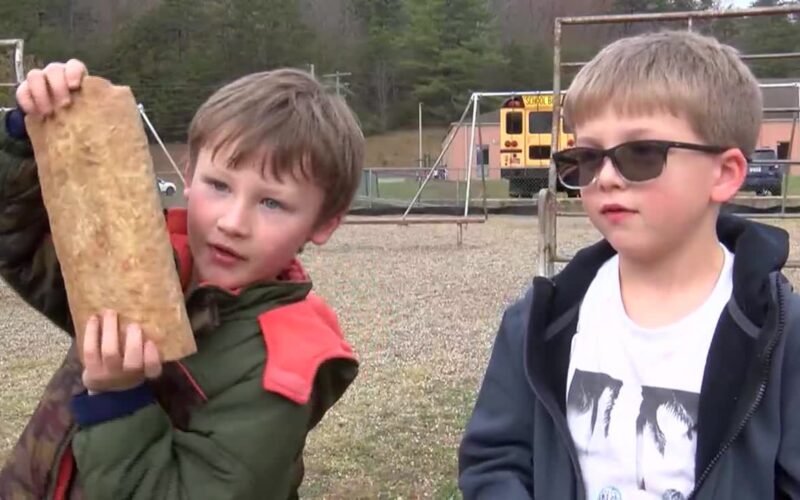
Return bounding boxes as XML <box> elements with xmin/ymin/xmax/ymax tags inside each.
<box><xmin>82</xmin><ymin>315</ymin><xmax>101</xmax><ymax>370</ymax></box>
<box><xmin>64</xmin><ymin>59</ymin><xmax>87</xmax><ymax>89</ymax></box>
<box><xmin>43</xmin><ymin>63</ymin><xmax>71</xmax><ymax>109</ymax></box>
<box><xmin>15</xmin><ymin>84</ymin><xmax>35</xmax><ymax>116</ymax></box>
<box><xmin>100</xmin><ymin>310</ymin><xmax>122</xmax><ymax>370</ymax></box>
<box><xmin>143</xmin><ymin>341</ymin><xmax>162</xmax><ymax>379</ymax></box>
<box><xmin>25</xmin><ymin>69</ymin><xmax>52</xmax><ymax>116</ymax></box>
<box><xmin>122</xmin><ymin>323</ymin><xmax>143</xmax><ymax>372</ymax></box>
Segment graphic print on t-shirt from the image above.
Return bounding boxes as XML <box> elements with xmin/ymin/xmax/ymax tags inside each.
<box><xmin>567</xmin><ymin>369</ymin><xmax>623</xmax><ymax>442</ymax></box>
<box><xmin>567</xmin><ymin>369</ymin><xmax>699</xmax><ymax>497</ymax></box>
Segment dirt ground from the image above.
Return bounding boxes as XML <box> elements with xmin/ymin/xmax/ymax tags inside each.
<box><xmin>1</xmin><ymin>214</ymin><xmax>800</xmax><ymax>499</ymax></box>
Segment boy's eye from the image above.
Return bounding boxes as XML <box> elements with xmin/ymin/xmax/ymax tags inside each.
<box><xmin>205</xmin><ymin>178</ymin><xmax>228</xmax><ymax>192</ymax></box>
<box><xmin>260</xmin><ymin>198</ymin><xmax>283</xmax><ymax>210</ymax></box>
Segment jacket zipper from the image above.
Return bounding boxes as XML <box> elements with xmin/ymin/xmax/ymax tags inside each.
<box><xmin>557</xmin><ymin>408</ymin><xmax>587</xmax><ymax>500</ymax></box>
<box><xmin>527</xmin><ymin>378</ymin><xmax>588</xmax><ymax>500</ymax></box>
<box><xmin>688</xmin><ymin>275</ymin><xmax>787</xmax><ymax>499</ymax></box>
<box><xmin>44</xmin><ymin>424</ymin><xmax>78</xmax><ymax>500</ymax></box>
<box><xmin>525</xmin><ymin>279</ymin><xmax>587</xmax><ymax>500</ymax></box>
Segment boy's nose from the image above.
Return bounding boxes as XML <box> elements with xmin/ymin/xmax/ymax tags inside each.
<box><xmin>216</xmin><ymin>203</ymin><xmax>250</xmax><ymax>237</ymax></box>
<box><xmin>594</xmin><ymin>158</ymin><xmax>626</xmax><ymax>190</ymax></box>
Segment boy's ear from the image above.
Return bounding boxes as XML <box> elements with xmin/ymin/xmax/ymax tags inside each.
<box><xmin>710</xmin><ymin>148</ymin><xmax>748</xmax><ymax>204</ymax></box>
<box><xmin>308</xmin><ymin>213</ymin><xmax>344</xmax><ymax>246</ymax></box>
<box><xmin>182</xmin><ymin>163</ymin><xmax>194</xmax><ymax>198</ymax></box>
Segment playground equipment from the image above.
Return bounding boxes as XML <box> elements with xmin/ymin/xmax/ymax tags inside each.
<box><xmin>356</xmin><ymin>89</ymin><xmax>569</xmax><ymax>245</ymax></box>
<box><xmin>346</xmin><ymin>92</ymin><xmax>493</xmax><ymax>246</ymax></box>
<box><xmin>0</xmin><ymin>39</ymin><xmax>24</xmax><ymax>112</ymax></box>
<box><xmin>538</xmin><ymin>4</ymin><xmax>800</xmax><ymax>277</ymax></box>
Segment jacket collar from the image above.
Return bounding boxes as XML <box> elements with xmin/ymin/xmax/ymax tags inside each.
<box><xmin>539</xmin><ymin>214</ymin><xmax>788</xmax><ymax>329</ymax></box>
<box><xmin>524</xmin><ymin>213</ymin><xmax>789</xmax><ymax>486</ymax></box>
<box><xmin>164</xmin><ymin>208</ymin><xmax>313</xmax><ymax>337</ymax></box>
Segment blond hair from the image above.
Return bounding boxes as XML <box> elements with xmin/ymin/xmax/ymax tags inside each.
<box><xmin>187</xmin><ymin>68</ymin><xmax>364</xmax><ymax>222</ymax></box>
<box><xmin>563</xmin><ymin>30</ymin><xmax>763</xmax><ymax>156</ymax></box>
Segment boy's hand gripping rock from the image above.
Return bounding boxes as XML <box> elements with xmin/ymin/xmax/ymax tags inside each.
<box><xmin>16</xmin><ymin>59</ymin><xmax>88</xmax><ymax>117</ymax></box>
<box><xmin>82</xmin><ymin>310</ymin><xmax>163</xmax><ymax>394</ymax></box>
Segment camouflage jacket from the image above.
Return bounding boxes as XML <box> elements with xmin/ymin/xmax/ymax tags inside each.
<box><xmin>0</xmin><ymin>111</ymin><xmax>359</xmax><ymax>500</ymax></box>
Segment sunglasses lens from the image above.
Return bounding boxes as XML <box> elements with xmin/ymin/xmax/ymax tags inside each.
<box><xmin>555</xmin><ymin>149</ymin><xmax>604</xmax><ymax>188</ymax></box>
<box><xmin>615</xmin><ymin>142</ymin><xmax>666</xmax><ymax>182</ymax></box>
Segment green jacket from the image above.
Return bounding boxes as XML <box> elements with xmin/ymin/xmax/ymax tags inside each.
<box><xmin>0</xmin><ymin>111</ymin><xmax>359</xmax><ymax>500</ymax></box>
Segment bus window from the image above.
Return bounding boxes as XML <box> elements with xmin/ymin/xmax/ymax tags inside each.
<box><xmin>563</xmin><ymin>118</ymin><xmax>574</xmax><ymax>134</ymax></box>
<box><xmin>506</xmin><ymin>111</ymin><xmax>523</xmax><ymax>134</ymax></box>
<box><xmin>529</xmin><ymin>111</ymin><xmax>553</xmax><ymax>134</ymax></box>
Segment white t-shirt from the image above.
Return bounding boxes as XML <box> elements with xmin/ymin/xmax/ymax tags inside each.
<box><xmin>566</xmin><ymin>244</ymin><xmax>734</xmax><ymax>500</ymax></box>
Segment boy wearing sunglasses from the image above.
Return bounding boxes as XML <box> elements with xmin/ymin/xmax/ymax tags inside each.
<box><xmin>458</xmin><ymin>30</ymin><xmax>800</xmax><ymax>499</ymax></box>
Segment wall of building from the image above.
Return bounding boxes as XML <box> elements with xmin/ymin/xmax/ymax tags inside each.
<box><xmin>756</xmin><ymin>121</ymin><xmax>800</xmax><ymax>174</ymax></box>
<box><xmin>441</xmin><ymin>124</ymin><xmax>501</xmax><ymax>181</ymax></box>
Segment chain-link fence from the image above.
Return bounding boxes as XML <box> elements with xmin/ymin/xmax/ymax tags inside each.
<box><xmin>353</xmin><ymin>167</ymin><xmax>499</xmax><ymax>209</ymax></box>
<box><xmin>351</xmin><ymin>165</ymin><xmax>800</xmax><ymax>213</ymax></box>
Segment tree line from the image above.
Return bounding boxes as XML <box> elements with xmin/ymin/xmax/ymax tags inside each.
<box><xmin>0</xmin><ymin>0</ymin><xmax>797</xmax><ymax>140</ymax></box>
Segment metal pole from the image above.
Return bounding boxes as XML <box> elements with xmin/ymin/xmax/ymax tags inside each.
<box><xmin>740</xmin><ymin>52</ymin><xmax>800</xmax><ymax>61</ymax></box>
<box><xmin>549</xmin><ymin>20</ymin><xmax>563</xmax><ymax>196</ymax></box>
<box><xmin>464</xmin><ymin>94</ymin><xmax>479</xmax><ymax>217</ymax></box>
<box><xmin>478</xmin><ymin>107</ymin><xmax>489</xmax><ymax>221</ymax></box>
<box><xmin>402</xmin><ymin>96</ymin><xmax>473</xmax><ymax>218</ymax></box>
<box><xmin>796</xmin><ymin>83</ymin><xmax>800</xmax><ymax>160</ymax></box>
<box><xmin>785</xmin><ymin>106</ymin><xmax>798</xmax><ymax>214</ymax></box>
<box><xmin>474</xmin><ymin>90</ymin><xmax>567</xmax><ymax>97</ymax></box>
<box><xmin>418</xmin><ymin>102</ymin><xmax>423</xmax><ymax>169</ymax></box>
<box><xmin>0</xmin><ymin>39</ymin><xmax>24</xmax><ymax>87</ymax></box>
<box><xmin>537</xmin><ymin>18</ymin><xmax>564</xmax><ymax>277</ymax></box>
<box><xmin>759</xmin><ymin>82</ymin><xmax>800</xmax><ymax>89</ymax></box>
<box><xmin>558</xmin><ymin>5</ymin><xmax>800</xmax><ymax>25</ymax></box>
<box><xmin>781</xmin><ymin>113</ymin><xmax>800</xmax><ymax>214</ymax></box>
<box><xmin>563</xmin><ymin>53</ymin><xmax>800</xmax><ymax>69</ymax></box>
<box><xmin>748</xmin><ymin>159</ymin><xmax>800</xmax><ymax>165</ymax></box>
<box><xmin>137</xmin><ymin>104</ymin><xmax>186</xmax><ymax>185</ymax></box>
<box><xmin>13</xmin><ymin>39</ymin><xmax>23</xmax><ymax>84</ymax></box>
<box><xmin>537</xmin><ymin>187</ymin><xmax>556</xmax><ymax>277</ymax></box>
<box><xmin>765</xmin><ymin>107</ymin><xmax>800</xmax><ymax>114</ymax></box>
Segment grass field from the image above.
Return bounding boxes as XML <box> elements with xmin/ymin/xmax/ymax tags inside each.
<box><xmin>357</xmin><ymin>175</ymin><xmax>800</xmax><ymax>203</ymax></box>
<box><xmin>4</xmin><ymin>215</ymin><xmax>800</xmax><ymax>498</ymax></box>
<box><xmin>368</xmin><ymin>177</ymin><xmax>511</xmax><ymax>201</ymax></box>
<box><xmin>787</xmin><ymin>175</ymin><xmax>800</xmax><ymax>194</ymax></box>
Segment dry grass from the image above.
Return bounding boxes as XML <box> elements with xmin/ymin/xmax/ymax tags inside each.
<box><xmin>363</xmin><ymin>128</ymin><xmax>449</xmax><ymax>168</ymax></box>
<box><xmin>2</xmin><ymin>214</ymin><xmax>800</xmax><ymax>499</ymax></box>
<box><xmin>147</xmin><ymin>128</ymin><xmax>450</xmax><ymax>183</ymax></box>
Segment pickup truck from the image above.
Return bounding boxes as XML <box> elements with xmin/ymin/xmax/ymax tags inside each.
<box><xmin>742</xmin><ymin>147</ymin><xmax>783</xmax><ymax>196</ymax></box>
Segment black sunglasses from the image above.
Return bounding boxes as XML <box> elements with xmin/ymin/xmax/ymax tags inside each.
<box><xmin>552</xmin><ymin>140</ymin><xmax>732</xmax><ymax>190</ymax></box>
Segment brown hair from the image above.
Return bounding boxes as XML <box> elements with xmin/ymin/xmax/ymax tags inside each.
<box><xmin>563</xmin><ymin>30</ymin><xmax>763</xmax><ymax>156</ymax></box>
<box><xmin>186</xmin><ymin>68</ymin><xmax>365</xmax><ymax>222</ymax></box>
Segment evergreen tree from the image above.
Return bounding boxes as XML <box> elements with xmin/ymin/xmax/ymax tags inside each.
<box><xmin>400</xmin><ymin>0</ymin><xmax>506</xmax><ymax>123</ymax></box>
<box><xmin>350</xmin><ymin>0</ymin><xmax>406</xmax><ymax>132</ymax></box>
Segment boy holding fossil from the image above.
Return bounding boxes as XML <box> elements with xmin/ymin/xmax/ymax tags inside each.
<box><xmin>0</xmin><ymin>58</ymin><xmax>364</xmax><ymax>499</ymax></box>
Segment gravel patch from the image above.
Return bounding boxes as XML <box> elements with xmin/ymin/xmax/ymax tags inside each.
<box><xmin>0</xmin><ymin>214</ymin><xmax>798</xmax><ymax>498</ymax></box>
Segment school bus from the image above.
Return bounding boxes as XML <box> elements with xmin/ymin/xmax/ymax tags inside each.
<box><xmin>499</xmin><ymin>92</ymin><xmax>576</xmax><ymax>197</ymax></box>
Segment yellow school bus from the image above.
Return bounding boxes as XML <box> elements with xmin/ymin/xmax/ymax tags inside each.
<box><xmin>499</xmin><ymin>92</ymin><xmax>576</xmax><ymax>197</ymax></box>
